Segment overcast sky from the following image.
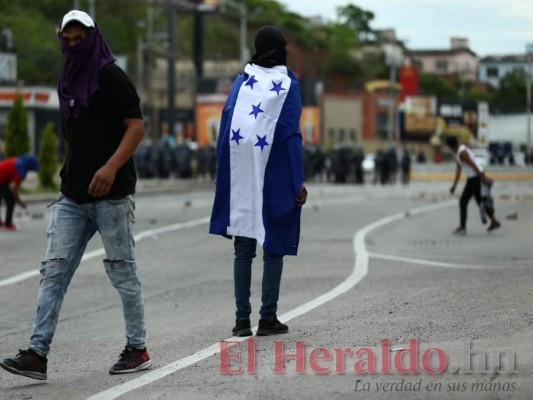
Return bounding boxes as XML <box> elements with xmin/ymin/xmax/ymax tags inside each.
<box><xmin>280</xmin><ymin>0</ymin><xmax>533</xmax><ymax>58</ymax></box>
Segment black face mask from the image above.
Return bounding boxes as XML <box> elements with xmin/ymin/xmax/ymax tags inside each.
<box><xmin>250</xmin><ymin>26</ymin><xmax>287</xmax><ymax>68</ymax></box>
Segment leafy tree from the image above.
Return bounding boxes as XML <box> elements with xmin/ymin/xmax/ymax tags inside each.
<box><xmin>0</xmin><ymin>8</ymin><xmax>62</xmax><ymax>84</ymax></box>
<box><xmin>337</xmin><ymin>4</ymin><xmax>376</xmax><ymax>41</ymax></box>
<box><xmin>326</xmin><ymin>4</ymin><xmax>383</xmax><ymax>89</ymax></box>
<box><xmin>0</xmin><ymin>0</ymin><xmax>146</xmax><ymax>85</ymax></box>
<box><xmin>38</xmin><ymin>122</ymin><xmax>58</xmax><ymax>189</ymax></box>
<box><xmin>324</xmin><ymin>22</ymin><xmax>359</xmax><ymax>74</ymax></box>
<box><xmin>204</xmin><ymin>14</ymin><xmax>240</xmax><ymax>60</ymax></box>
<box><xmin>243</xmin><ymin>0</ymin><xmax>290</xmax><ymax>27</ymax></box>
<box><xmin>418</xmin><ymin>73</ymin><xmax>460</xmax><ymax>101</ymax></box>
<box><xmin>491</xmin><ymin>71</ymin><xmax>529</xmax><ymax>114</ymax></box>
<box><xmin>4</xmin><ymin>93</ymin><xmax>30</xmax><ymax>157</ymax></box>
<box><xmin>359</xmin><ymin>52</ymin><xmax>388</xmax><ymax>82</ymax></box>
<box><xmin>464</xmin><ymin>88</ymin><xmax>492</xmax><ymax>104</ymax></box>
<box><xmin>0</xmin><ymin>0</ymin><xmax>380</xmax><ymax>92</ymax></box>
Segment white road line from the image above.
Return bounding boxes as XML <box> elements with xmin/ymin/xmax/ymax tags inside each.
<box><xmin>0</xmin><ymin>196</ymin><xmax>363</xmax><ymax>289</ymax></box>
<box><xmin>369</xmin><ymin>253</ymin><xmax>503</xmax><ymax>270</ymax></box>
<box><xmin>0</xmin><ymin>217</ymin><xmax>211</xmax><ymax>288</ymax></box>
<box><xmin>0</xmin><ymin>270</ymin><xmax>40</xmax><ymax>288</ymax></box>
<box><xmin>87</xmin><ymin>200</ymin><xmax>455</xmax><ymax>400</ymax></box>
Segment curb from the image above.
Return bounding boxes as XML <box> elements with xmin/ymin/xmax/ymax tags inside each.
<box><xmin>411</xmin><ymin>171</ymin><xmax>533</xmax><ymax>182</ymax></box>
<box><xmin>22</xmin><ymin>180</ymin><xmax>215</xmax><ymax>205</ymax></box>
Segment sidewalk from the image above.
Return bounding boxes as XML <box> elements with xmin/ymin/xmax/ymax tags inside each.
<box><xmin>411</xmin><ymin>162</ymin><xmax>533</xmax><ymax>181</ymax></box>
<box><xmin>20</xmin><ymin>162</ymin><xmax>533</xmax><ymax>204</ymax></box>
<box><xmin>21</xmin><ymin>177</ymin><xmax>215</xmax><ymax>204</ymax></box>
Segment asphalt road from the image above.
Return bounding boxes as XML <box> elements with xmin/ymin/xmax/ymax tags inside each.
<box><xmin>0</xmin><ymin>180</ymin><xmax>532</xmax><ymax>400</ymax></box>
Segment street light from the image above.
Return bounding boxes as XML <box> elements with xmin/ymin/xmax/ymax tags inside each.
<box><xmin>526</xmin><ymin>43</ymin><xmax>533</xmax><ymax>158</ymax></box>
<box><xmin>384</xmin><ymin>43</ymin><xmax>402</xmax><ymax>144</ymax></box>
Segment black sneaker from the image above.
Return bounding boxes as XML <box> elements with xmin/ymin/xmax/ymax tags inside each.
<box><xmin>109</xmin><ymin>346</ymin><xmax>152</xmax><ymax>375</ymax></box>
<box><xmin>488</xmin><ymin>220</ymin><xmax>501</xmax><ymax>232</ymax></box>
<box><xmin>452</xmin><ymin>227</ymin><xmax>466</xmax><ymax>236</ymax></box>
<box><xmin>256</xmin><ymin>317</ymin><xmax>288</xmax><ymax>336</ymax></box>
<box><xmin>0</xmin><ymin>349</ymin><xmax>47</xmax><ymax>380</ymax></box>
<box><xmin>232</xmin><ymin>319</ymin><xmax>253</xmax><ymax>337</ymax></box>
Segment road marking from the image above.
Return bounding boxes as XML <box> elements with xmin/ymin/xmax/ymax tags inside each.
<box><xmin>0</xmin><ymin>217</ymin><xmax>211</xmax><ymax>288</ymax></box>
<box><xmin>369</xmin><ymin>253</ymin><xmax>503</xmax><ymax>270</ymax></box>
<box><xmin>0</xmin><ymin>195</ymin><xmax>364</xmax><ymax>289</ymax></box>
<box><xmin>87</xmin><ymin>200</ymin><xmax>455</xmax><ymax>400</ymax></box>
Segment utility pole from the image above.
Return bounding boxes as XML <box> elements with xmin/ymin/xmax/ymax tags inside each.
<box><xmin>527</xmin><ymin>44</ymin><xmax>533</xmax><ymax>157</ymax></box>
<box><xmin>385</xmin><ymin>44</ymin><xmax>401</xmax><ymax>144</ymax></box>
<box><xmin>239</xmin><ymin>2</ymin><xmax>249</xmax><ymax>65</ymax></box>
<box><xmin>194</xmin><ymin>11</ymin><xmax>204</xmax><ymax>79</ymax></box>
<box><xmin>167</xmin><ymin>0</ymin><xmax>176</xmax><ymax>139</ymax></box>
<box><xmin>88</xmin><ymin>0</ymin><xmax>95</xmax><ymax>19</ymax></box>
<box><xmin>136</xmin><ymin>28</ymin><xmax>144</xmax><ymax>97</ymax></box>
<box><xmin>387</xmin><ymin>63</ymin><xmax>397</xmax><ymax>144</ymax></box>
<box><xmin>527</xmin><ymin>59</ymin><xmax>531</xmax><ymax>155</ymax></box>
<box><xmin>147</xmin><ymin>6</ymin><xmax>155</xmax><ymax>133</ymax></box>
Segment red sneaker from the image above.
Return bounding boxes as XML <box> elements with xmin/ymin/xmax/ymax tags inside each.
<box><xmin>109</xmin><ymin>346</ymin><xmax>152</xmax><ymax>374</ymax></box>
<box><xmin>5</xmin><ymin>223</ymin><xmax>17</xmax><ymax>231</ymax></box>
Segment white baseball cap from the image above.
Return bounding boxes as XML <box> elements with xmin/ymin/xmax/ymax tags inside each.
<box><xmin>60</xmin><ymin>10</ymin><xmax>95</xmax><ymax>31</ymax></box>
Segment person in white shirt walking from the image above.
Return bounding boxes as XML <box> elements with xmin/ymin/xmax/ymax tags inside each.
<box><xmin>446</xmin><ymin>136</ymin><xmax>500</xmax><ymax>236</ymax></box>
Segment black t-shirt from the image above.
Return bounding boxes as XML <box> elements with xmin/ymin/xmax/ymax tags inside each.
<box><xmin>59</xmin><ymin>63</ymin><xmax>143</xmax><ymax>204</ymax></box>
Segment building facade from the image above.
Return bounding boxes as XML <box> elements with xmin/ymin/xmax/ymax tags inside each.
<box><xmin>479</xmin><ymin>55</ymin><xmax>530</xmax><ymax>89</ymax></box>
<box><xmin>410</xmin><ymin>38</ymin><xmax>478</xmax><ymax>82</ymax></box>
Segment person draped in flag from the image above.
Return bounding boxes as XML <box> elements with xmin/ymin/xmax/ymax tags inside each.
<box><xmin>0</xmin><ymin>154</ymin><xmax>39</xmax><ymax>231</ymax></box>
<box><xmin>210</xmin><ymin>26</ymin><xmax>307</xmax><ymax>337</ymax></box>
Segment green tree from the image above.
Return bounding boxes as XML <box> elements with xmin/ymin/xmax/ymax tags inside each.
<box><xmin>337</xmin><ymin>4</ymin><xmax>376</xmax><ymax>41</ymax></box>
<box><xmin>319</xmin><ymin>22</ymin><xmax>362</xmax><ymax>89</ymax></box>
<box><xmin>464</xmin><ymin>89</ymin><xmax>492</xmax><ymax>104</ymax></box>
<box><xmin>0</xmin><ymin>0</ymin><xmax>146</xmax><ymax>85</ymax></box>
<box><xmin>38</xmin><ymin>122</ymin><xmax>58</xmax><ymax>189</ymax></box>
<box><xmin>0</xmin><ymin>0</ymin><xmax>384</xmax><ymax>92</ymax></box>
<box><xmin>4</xmin><ymin>93</ymin><xmax>30</xmax><ymax>157</ymax></box>
<box><xmin>491</xmin><ymin>71</ymin><xmax>529</xmax><ymax>114</ymax></box>
<box><xmin>0</xmin><ymin>7</ymin><xmax>62</xmax><ymax>84</ymax></box>
<box><xmin>418</xmin><ymin>73</ymin><xmax>460</xmax><ymax>101</ymax></box>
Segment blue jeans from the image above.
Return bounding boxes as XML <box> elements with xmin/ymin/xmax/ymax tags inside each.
<box><xmin>29</xmin><ymin>194</ymin><xmax>146</xmax><ymax>357</ymax></box>
<box><xmin>233</xmin><ymin>236</ymin><xmax>284</xmax><ymax>322</ymax></box>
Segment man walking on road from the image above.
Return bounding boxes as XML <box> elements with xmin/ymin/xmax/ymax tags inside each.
<box><xmin>446</xmin><ymin>135</ymin><xmax>500</xmax><ymax>236</ymax></box>
<box><xmin>0</xmin><ymin>10</ymin><xmax>151</xmax><ymax>380</ymax></box>
<box><xmin>0</xmin><ymin>154</ymin><xmax>39</xmax><ymax>231</ymax></box>
<box><xmin>210</xmin><ymin>26</ymin><xmax>307</xmax><ymax>338</ymax></box>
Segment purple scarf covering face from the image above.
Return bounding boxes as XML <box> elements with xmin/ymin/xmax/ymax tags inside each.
<box><xmin>57</xmin><ymin>26</ymin><xmax>116</xmax><ymax>119</ymax></box>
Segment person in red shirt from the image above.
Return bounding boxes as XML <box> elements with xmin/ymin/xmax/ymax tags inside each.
<box><xmin>0</xmin><ymin>154</ymin><xmax>39</xmax><ymax>230</ymax></box>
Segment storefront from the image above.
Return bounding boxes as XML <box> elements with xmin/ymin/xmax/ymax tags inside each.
<box><xmin>0</xmin><ymin>87</ymin><xmax>60</xmax><ymax>155</ymax></box>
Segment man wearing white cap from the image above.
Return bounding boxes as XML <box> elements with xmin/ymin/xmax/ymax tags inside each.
<box><xmin>0</xmin><ymin>10</ymin><xmax>151</xmax><ymax>380</ymax></box>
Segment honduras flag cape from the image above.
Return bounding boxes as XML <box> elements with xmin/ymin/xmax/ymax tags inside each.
<box><xmin>210</xmin><ymin>63</ymin><xmax>304</xmax><ymax>256</ymax></box>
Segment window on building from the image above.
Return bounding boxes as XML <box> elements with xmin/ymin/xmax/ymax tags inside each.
<box><xmin>339</xmin><ymin>128</ymin><xmax>346</xmax><ymax>142</ymax></box>
<box><xmin>486</xmin><ymin>67</ymin><xmax>498</xmax><ymax>77</ymax></box>
<box><xmin>512</xmin><ymin>67</ymin><xmax>526</xmax><ymax>78</ymax></box>
<box><xmin>435</xmin><ymin>60</ymin><xmax>448</xmax><ymax>71</ymax></box>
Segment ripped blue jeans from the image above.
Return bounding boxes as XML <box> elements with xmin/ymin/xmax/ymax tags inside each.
<box><xmin>29</xmin><ymin>194</ymin><xmax>146</xmax><ymax>357</ymax></box>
